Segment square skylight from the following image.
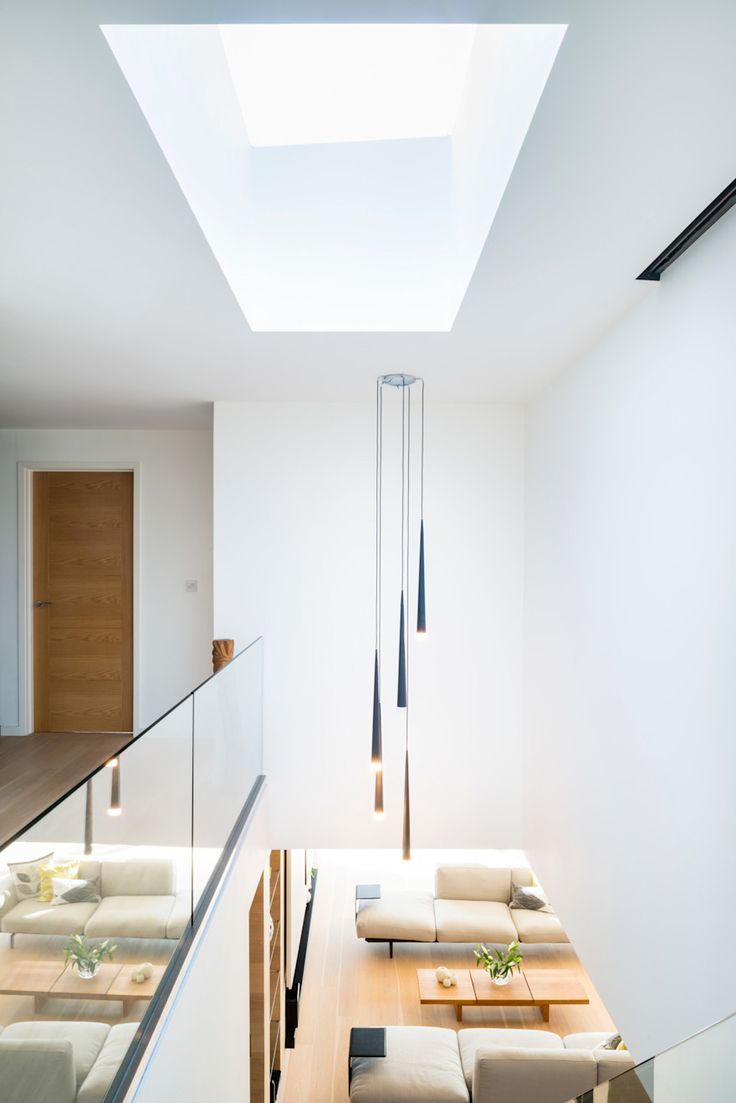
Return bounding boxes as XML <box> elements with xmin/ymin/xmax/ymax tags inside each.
<box><xmin>102</xmin><ymin>23</ymin><xmax>566</xmax><ymax>332</ymax></box>
<box><xmin>219</xmin><ymin>24</ymin><xmax>477</xmax><ymax>146</ymax></box>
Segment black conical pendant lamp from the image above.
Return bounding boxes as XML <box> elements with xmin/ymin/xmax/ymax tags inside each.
<box><xmin>371</xmin><ymin>380</ymin><xmax>384</xmax><ymax>779</ymax></box>
<box><xmin>371</xmin><ymin>649</ymin><xmax>382</xmax><ymax>772</ymax></box>
<box><xmin>397</xmin><ymin>591</ymin><xmax>407</xmax><ymax>707</ymax></box>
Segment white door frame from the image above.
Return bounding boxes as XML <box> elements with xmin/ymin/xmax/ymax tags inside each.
<box><xmin>15</xmin><ymin>461</ymin><xmax>141</xmax><ymax>736</ymax></box>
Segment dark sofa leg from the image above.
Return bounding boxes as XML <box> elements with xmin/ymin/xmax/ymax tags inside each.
<box><xmin>389</xmin><ymin>941</ymin><xmax>393</xmax><ymax>959</ymax></box>
<box><xmin>9</xmin><ymin>934</ymin><xmax>14</xmax><ymax>950</ymax></box>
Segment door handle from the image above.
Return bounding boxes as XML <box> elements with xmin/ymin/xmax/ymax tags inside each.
<box><xmin>34</xmin><ymin>600</ymin><xmax>53</xmax><ymax>607</ymax></box>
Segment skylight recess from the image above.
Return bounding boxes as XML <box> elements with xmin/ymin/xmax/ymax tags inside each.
<box><xmin>102</xmin><ymin>23</ymin><xmax>567</xmax><ymax>332</ymax></box>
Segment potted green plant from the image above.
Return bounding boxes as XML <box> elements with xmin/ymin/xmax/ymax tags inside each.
<box><xmin>63</xmin><ymin>934</ymin><xmax>117</xmax><ymax>980</ymax></box>
<box><xmin>473</xmin><ymin>940</ymin><xmax>523</xmax><ymax>986</ymax></box>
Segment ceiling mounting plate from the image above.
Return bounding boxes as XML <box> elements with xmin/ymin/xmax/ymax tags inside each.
<box><xmin>381</xmin><ymin>374</ymin><xmax>418</xmax><ymax>388</ymax></box>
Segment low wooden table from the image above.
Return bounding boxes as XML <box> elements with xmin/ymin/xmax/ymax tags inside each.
<box><xmin>417</xmin><ymin>968</ymin><xmax>478</xmax><ymax>1022</ymax></box>
<box><xmin>417</xmin><ymin>968</ymin><xmax>589</xmax><ymax>1023</ymax></box>
<box><xmin>0</xmin><ymin>960</ymin><xmax>165</xmax><ymax>1015</ymax></box>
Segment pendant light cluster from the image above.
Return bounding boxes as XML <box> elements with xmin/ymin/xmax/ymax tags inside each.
<box><xmin>371</xmin><ymin>373</ymin><xmax>425</xmax><ymax>859</ymax></box>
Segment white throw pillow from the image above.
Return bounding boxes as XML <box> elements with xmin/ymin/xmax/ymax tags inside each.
<box><xmin>8</xmin><ymin>851</ymin><xmax>54</xmax><ymax>899</ymax></box>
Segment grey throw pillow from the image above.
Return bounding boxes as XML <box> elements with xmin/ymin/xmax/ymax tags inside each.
<box><xmin>50</xmin><ymin>876</ymin><xmax>101</xmax><ymax>906</ymax></box>
<box><xmin>601</xmin><ymin>1034</ymin><xmax>624</xmax><ymax>1051</ymax></box>
<box><xmin>8</xmin><ymin>851</ymin><xmax>54</xmax><ymax>899</ymax></box>
<box><xmin>509</xmin><ymin>882</ymin><xmax>553</xmax><ymax>913</ymax></box>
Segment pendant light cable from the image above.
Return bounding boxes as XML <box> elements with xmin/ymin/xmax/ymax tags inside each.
<box><xmin>400</xmin><ymin>380</ymin><xmax>405</xmax><ymax>597</ymax></box>
<box><xmin>403</xmin><ymin>383</ymin><xmax>412</xmax><ymax>859</ymax></box>
<box><xmin>420</xmin><ymin>378</ymin><xmax>424</xmax><ymax>521</ymax></box>
<box><xmin>371</xmin><ymin>379</ymin><xmax>384</xmax><ymax>786</ymax></box>
<box><xmin>375</xmin><ymin>378</ymin><xmax>383</xmax><ymax>658</ymax></box>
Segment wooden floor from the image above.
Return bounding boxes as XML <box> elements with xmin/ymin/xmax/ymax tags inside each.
<box><xmin>281</xmin><ymin>853</ymin><xmax>617</xmax><ymax>1103</ymax></box>
<box><xmin>0</xmin><ymin>731</ymin><xmax>132</xmax><ymax>849</ymax></box>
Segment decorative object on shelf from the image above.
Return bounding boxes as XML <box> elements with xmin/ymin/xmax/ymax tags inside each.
<box><xmin>212</xmin><ymin>638</ymin><xmax>235</xmax><ymax>672</ymax></box>
<box><xmin>371</xmin><ymin>373</ymin><xmax>426</xmax><ymax>857</ymax></box>
<box><xmin>473</xmin><ymin>940</ymin><xmax>523</xmax><ymax>986</ymax></box>
<box><xmin>63</xmin><ymin>934</ymin><xmax>117</xmax><ymax>980</ymax></box>
<box><xmin>268</xmin><ymin>914</ymin><xmax>275</xmax><ymax>942</ymax></box>
<box><xmin>131</xmin><ymin>962</ymin><xmax>154</xmax><ymax>984</ymax></box>
<box><xmin>435</xmin><ymin>966</ymin><xmax>458</xmax><ymax>988</ymax></box>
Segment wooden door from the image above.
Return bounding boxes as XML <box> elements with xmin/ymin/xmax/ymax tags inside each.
<box><xmin>33</xmin><ymin>471</ymin><xmax>133</xmax><ymax>733</ymax></box>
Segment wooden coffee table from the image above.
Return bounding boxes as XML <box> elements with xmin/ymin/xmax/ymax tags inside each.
<box><xmin>417</xmin><ymin>968</ymin><xmax>478</xmax><ymax>1022</ymax></box>
<box><xmin>417</xmin><ymin>968</ymin><xmax>588</xmax><ymax>1023</ymax></box>
<box><xmin>0</xmin><ymin>959</ymin><xmax>165</xmax><ymax>1015</ymax></box>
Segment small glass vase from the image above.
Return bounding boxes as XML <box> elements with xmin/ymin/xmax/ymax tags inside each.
<box><xmin>490</xmin><ymin>972</ymin><xmax>510</xmax><ymax>986</ymax></box>
<box><xmin>75</xmin><ymin>960</ymin><xmax>101</xmax><ymax>980</ymax></box>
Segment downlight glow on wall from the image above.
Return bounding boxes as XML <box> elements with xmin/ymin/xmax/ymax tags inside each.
<box><xmin>102</xmin><ymin>23</ymin><xmax>566</xmax><ymax>332</ymax></box>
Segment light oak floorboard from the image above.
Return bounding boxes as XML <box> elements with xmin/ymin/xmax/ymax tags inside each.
<box><xmin>281</xmin><ymin>855</ymin><xmax>616</xmax><ymax>1103</ymax></box>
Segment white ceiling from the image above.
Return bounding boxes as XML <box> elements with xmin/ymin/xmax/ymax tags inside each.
<box><xmin>1</xmin><ymin>0</ymin><xmax>736</xmax><ymax>428</ymax></box>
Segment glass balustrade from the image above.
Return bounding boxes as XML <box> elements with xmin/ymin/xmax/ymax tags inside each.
<box><xmin>580</xmin><ymin>1011</ymin><xmax>735</xmax><ymax>1103</ymax></box>
<box><xmin>0</xmin><ymin>639</ymin><xmax>263</xmax><ymax>1103</ymax></box>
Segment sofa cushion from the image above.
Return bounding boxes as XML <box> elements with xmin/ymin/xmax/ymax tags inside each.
<box><xmin>435</xmin><ymin>866</ymin><xmax>511</xmax><ymax>903</ymax></box>
<box><xmin>509</xmin><ymin>908</ymin><xmax>568</xmax><ymax>944</ymax></box>
<box><xmin>350</xmin><ymin>1026</ymin><xmax>468</xmax><ymax>1103</ymax></box>
<box><xmin>84</xmin><ymin>895</ymin><xmax>175</xmax><ymax>939</ymax></box>
<box><xmin>0</xmin><ymin>1038</ymin><xmax>76</xmax><ymax>1103</ymax></box>
<box><xmin>77</xmin><ymin>1022</ymin><xmax>139</xmax><ymax>1103</ymax></box>
<box><xmin>100</xmin><ymin>860</ymin><xmax>174</xmax><ymax>897</ymax></box>
<box><xmin>3</xmin><ymin>1021</ymin><xmax>110</xmax><ymax>1088</ymax></box>
<box><xmin>356</xmin><ymin>892</ymin><xmax>437</xmax><ymax>942</ymax></box>
<box><xmin>434</xmin><ymin>900</ymin><xmax>517</xmax><ymax>943</ymax></box>
<box><xmin>165</xmin><ymin>894</ymin><xmax>191</xmax><ymax>940</ymax></box>
<box><xmin>472</xmin><ymin>1047</ymin><xmax>597</xmax><ymax>1103</ymax></box>
<box><xmin>1</xmin><ymin>898</ymin><xmax>97</xmax><ymax>936</ymax></box>
<box><xmin>564</xmin><ymin>1033</ymin><xmax>635</xmax><ymax>1083</ymax></box>
<box><xmin>563</xmin><ymin>1032</ymin><xmax>617</xmax><ymax>1051</ymax></box>
<box><xmin>458</xmin><ymin>1029</ymin><xmax>562</xmax><ymax>1090</ymax></box>
<box><xmin>510</xmin><ymin>867</ymin><xmax>534</xmax><ymax>889</ymax></box>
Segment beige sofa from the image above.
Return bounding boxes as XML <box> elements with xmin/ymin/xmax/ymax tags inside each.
<box><xmin>0</xmin><ymin>860</ymin><xmax>188</xmax><ymax>944</ymax></box>
<box><xmin>349</xmin><ymin>1026</ymin><xmax>634</xmax><ymax>1103</ymax></box>
<box><xmin>0</xmin><ymin>1019</ymin><xmax>138</xmax><ymax>1103</ymax></box>
<box><xmin>356</xmin><ymin>866</ymin><xmax>568</xmax><ymax>955</ymax></box>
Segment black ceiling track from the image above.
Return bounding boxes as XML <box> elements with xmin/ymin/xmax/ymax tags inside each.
<box><xmin>637</xmin><ymin>176</ymin><xmax>736</xmax><ymax>281</ymax></box>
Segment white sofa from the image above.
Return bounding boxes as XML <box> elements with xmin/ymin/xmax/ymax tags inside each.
<box><xmin>0</xmin><ymin>860</ymin><xmax>188</xmax><ymax>944</ymax></box>
<box><xmin>349</xmin><ymin>1026</ymin><xmax>634</xmax><ymax>1103</ymax></box>
<box><xmin>0</xmin><ymin>1019</ymin><xmax>138</xmax><ymax>1103</ymax></box>
<box><xmin>356</xmin><ymin>866</ymin><xmax>568</xmax><ymax>954</ymax></box>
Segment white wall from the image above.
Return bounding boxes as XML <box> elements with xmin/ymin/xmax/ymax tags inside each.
<box><xmin>214</xmin><ymin>401</ymin><xmax>524</xmax><ymax>848</ymax></box>
<box><xmin>130</xmin><ymin>796</ymin><xmax>269</xmax><ymax>1103</ymax></box>
<box><xmin>524</xmin><ymin>210</ymin><xmax>736</xmax><ymax>1058</ymax></box>
<box><xmin>0</xmin><ymin>429</ymin><xmax>213</xmax><ymax>732</ymax></box>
